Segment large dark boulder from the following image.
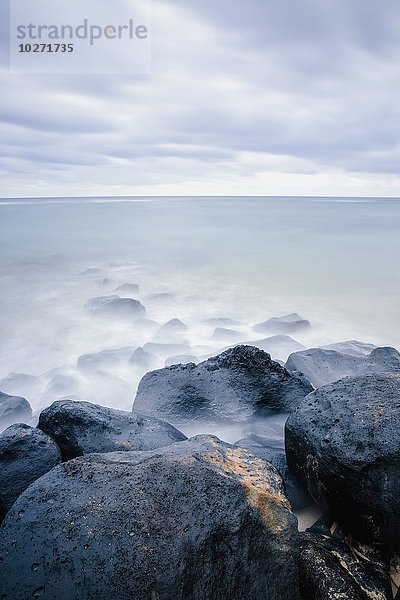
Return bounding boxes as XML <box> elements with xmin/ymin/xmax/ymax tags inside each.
<box><xmin>0</xmin><ymin>435</ymin><xmax>300</xmax><ymax>600</ymax></box>
<box><xmin>38</xmin><ymin>399</ymin><xmax>187</xmax><ymax>461</ymax></box>
<box><xmin>234</xmin><ymin>435</ymin><xmax>313</xmax><ymax>511</ymax></box>
<box><xmin>285</xmin><ymin>373</ymin><xmax>400</xmax><ymax>547</ymax></box>
<box><xmin>0</xmin><ymin>391</ymin><xmax>32</xmax><ymax>431</ymax></box>
<box><xmin>133</xmin><ymin>346</ymin><xmax>313</xmax><ymax>426</ymax></box>
<box><xmin>0</xmin><ymin>424</ymin><xmax>61</xmax><ymax>522</ymax></box>
<box><xmin>299</xmin><ymin>516</ymin><xmax>392</xmax><ymax>600</ymax></box>
<box><xmin>285</xmin><ymin>346</ymin><xmax>400</xmax><ymax>388</ymax></box>
<box><xmin>253</xmin><ymin>313</ymin><xmax>311</xmax><ymax>335</ymax></box>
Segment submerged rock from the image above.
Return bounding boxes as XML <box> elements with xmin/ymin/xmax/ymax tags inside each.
<box><xmin>285</xmin><ymin>346</ymin><xmax>400</xmax><ymax>388</ymax></box>
<box><xmin>129</xmin><ymin>346</ymin><xmax>156</xmax><ymax>368</ymax></box>
<box><xmin>165</xmin><ymin>354</ymin><xmax>198</xmax><ymax>367</ymax></box>
<box><xmin>133</xmin><ymin>345</ymin><xmax>313</xmax><ymax>426</ymax></box>
<box><xmin>77</xmin><ymin>347</ymin><xmax>136</xmax><ymax>372</ymax></box>
<box><xmin>143</xmin><ymin>341</ymin><xmax>191</xmax><ymax>357</ymax></box>
<box><xmin>90</xmin><ymin>297</ymin><xmax>146</xmax><ymax>319</ymax></box>
<box><xmin>0</xmin><ymin>435</ymin><xmax>300</xmax><ymax>600</ymax></box>
<box><xmin>320</xmin><ymin>340</ymin><xmax>376</xmax><ymax>357</ymax></box>
<box><xmin>285</xmin><ymin>373</ymin><xmax>400</xmax><ymax>547</ymax></box>
<box><xmin>299</xmin><ymin>517</ymin><xmax>392</xmax><ymax>600</ymax></box>
<box><xmin>38</xmin><ymin>399</ymin><xmax>187</xmax><ymax>461</ymax></box>
<box><xmin>212</xmin><ymin>327</ymin><xmax>242</xmax><ymax>340</ymax></box>
<box><xmin>0</xmin><ymin>424</ymin><xmax>61</xmax><ymax>522</ymax></box>
<box><xmin>158</xmin><ymin>318</ymin><xmax>188</xmax><ymax>334</ymax></box>
<box><xmin>0</xmin><ymin>391</ymin><xmax>32</xmax><ymax>431</ymax></box>
<box><xmin>0</xmin><ymin>373</ymin><xmax>44</xmax><ymax>402</ymax></box>
<box><xmin>234</xmin><ymin>435</ymin><xmax>313</xmax><ymax>511</ymax></box>
<box><xmin>240</xmin><ymin>335</ymin><xmax>305</xmax><ymax>362</ymax></box>
<box><xmin>114</xmin><ymin>283</ymin><xmax>139</xmax><ymax>295</ymax></box>
<box><xmin>253</xmin><ymin>313</ymin><xmax>311</xmax><ymax>335</ymax></box>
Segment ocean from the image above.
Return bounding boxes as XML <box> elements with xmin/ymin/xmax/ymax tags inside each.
<box><xmin>0</xmin><ymin>195</ymin><xmax>399</xmax><ymax>438</ymax></box>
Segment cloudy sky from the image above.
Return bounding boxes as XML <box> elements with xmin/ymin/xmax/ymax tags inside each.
<box><xmin>1</xmin><ymin>0</ymin><xmax>400</xmax><ymax>197</ymax></box>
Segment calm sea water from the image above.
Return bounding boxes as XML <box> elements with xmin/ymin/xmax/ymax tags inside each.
<box><xmin>0</xmin><ymin>196</ymin><xmax>399</xmax><ymax>426</ymax></box>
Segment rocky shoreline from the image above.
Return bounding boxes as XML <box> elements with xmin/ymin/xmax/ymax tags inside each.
<box><xmin>1</xmin><ymin>337</ymin><xmax>400</xmax><ymax>599</ymax></box>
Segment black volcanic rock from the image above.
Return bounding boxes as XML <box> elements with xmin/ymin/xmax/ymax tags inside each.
<box><xmin>0</xmin><ymin>391</ymin><xmax>32</xmax><ymax>431</ymax></box>
<box><xmin>0</xmin><ymin>424</ymin><xmax>61</xmax><ymax>522</ymax></box>
<box><xmin>234</xmin><ymin>434</ymin><xmax>313</xmax><ymax>511</ymax></box>
<box><xmin>38</xmin><ymin>399</ymin><xmax>187</xmax><ymax>461</ymax></box>
<box><xmin>0</xmin><ymin>435</ymin><xmax>300</xmax><ymax>600</ymax></box>
<box><xmin>253</xmin><ymin>313</ymin><xmax>311</xmax><ymax>335</ymax></box>
<box><xmin>285</xmin><ymin>346</ymin><xmax>400</xmax><ymax>388</ymax></box>
<box><xmin>285</xmin><ymin>373</ymin><xmax>400</xmax><ymax>547</ymax></box>
<box><xmin>299</xmin><ymin>517</ymin><xmax>392</xmax><ymax>600</ymax></box>
<box><xmin>133</xmin><ymin>346</ymin><xmax>313</xmax><ymax>426</ymax></box>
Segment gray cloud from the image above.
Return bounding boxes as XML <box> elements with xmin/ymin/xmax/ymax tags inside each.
<box><xmin>0</xmin><ymin>0</ymin><xmax>399</xmax><ymax>196</ymax></box>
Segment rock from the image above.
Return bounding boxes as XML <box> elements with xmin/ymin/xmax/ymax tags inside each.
<box><xmin>90</xmin><ymin>297</ymin><xmax>146</xmax><ymax>319</ymax></box>
<box><xmin>165</xmin><ymin>354</ymin><xmax>198</xmax><ymax>367</ymax></box>
<box><xmin>240</xmin><ymin>335</ymin><xmax>306</xmax><ymax>362</ymax></box>
<box><xmin>158</xmin><ymin>318</ymin><xmax>187</xmax><ymax>334</ymax></box>
<box><xmin>253</xmin><ymin>313</ymin><xmax>311</xmax><ymax>335</ymax></box>
<box><xmin>234</xmin><ymin>435</ymin><xmax>313</xmax><ymax>511</ymax></box>
<box><xmin>285</xmin><ymin>373</ymin><xmax>400</xmax><ymax>547</ymax></box>
<box><xmin>78</xmin><ymin>267</ymin><xmax>104</xmax><ymax>277</ymax></box>
<box><xmin>41</xmin><ymin>375</ymin><xmax>80</xmax><ymax>402</ymax></box>
<box><xmin>129</xmin><ymin>347</ymin><xmax>156</xmax><ymax>368</ymax></box>
<box><xmin>299</xmin><ymin>516</ymin><xmax>392</xmax><ymax>600</ymax></box>
<box><xmin>85</xmin><ymin>295</ymin><xmax>120</xmax><ymax>310</ymax></box>
<box><xmin>145</xmin><ymin>292</ymin><xmax>175</xmax><ymax>303</ymax></box>
<box><xmin>77</xmin><ymin>347</ymin><xmax>136</xmax><ymax>372</ymax></box>
<box><xmin>0</xmin><ymin>391</ymin><xmax>32</xmax><ymax>431</ymax></box>
<box><xmin>38</xmin><ymin>399</ymin><xmax>187</xmax><ymax>461</ymax></box>
<box><xmin>203</xmin><ymin>317</ymin><xmax>241</xmax><ymax>326</ymax></box>
<box><xmin>285</xmin><ymin>346</ymin><xmax>400</xmax><ymax>388</ymax></box>
<box><xmin>114</xmin><ymin>283</ymin><xmax>139</xmax><ymax>295</ymax></box>
<box><xmin>133</xmin><ymin>317</ymin><xmax>160</xmax><ymax>333</ymax></box>
<box><xmin>143</xmin><ymin>341</ymin><xmax>191</xmax><ymax>357</ymax></box>
<box><xmin>133</xmin><ymin>345</ymin><xmax>313</xmax><ymax>426</ymax></box>
<box><xmin>212</xmin><ymin>327</ymin><xmax>242</xmax><ymax>340</ymax></box>
<box><xmin>0</xmin><ymin>424</ymin><xmax>61</xmax><ymax>522</ymax></box>
<box><xmin>320</xmin><ymin>340</ymin><xmax>377</xmax><ymax>357</ymax></box>
<box><xmin>0</xmin><ymin>435</ymin><xmax>300</xmax><ymax>600</ymax></box>
<box><xmin>0</xmin><ymin>373</ymin><xmax>44</xmax><ymax>402</ymax></box>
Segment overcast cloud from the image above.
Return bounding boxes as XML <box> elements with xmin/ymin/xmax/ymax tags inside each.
<box><xmin>1</xmin><ymin>0</ymin><xmax>400</xmax><ymax>197</ymax></box>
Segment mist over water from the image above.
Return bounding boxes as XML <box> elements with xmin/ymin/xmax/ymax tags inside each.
<box><xmin>0</xmin><ymin>196</ymin><xmax>399</xmax><ymax>438</ymax></box>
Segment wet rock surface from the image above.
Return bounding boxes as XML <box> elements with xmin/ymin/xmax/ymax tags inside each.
<box><xmin>0</xmin><ymin>391</ymin><xmax>32</xmax><ymax>431</ymax></box>
<box><xmin>285</xmin><ymin>346</ymin><xmax>400</xmax><ymax>388</ymax></box>
<box><xmin>253</xmin><ymin>313</ymin><xmax>311</xmax><ymax>335</ymax></box>
<box><xmin>234</xmin><ymin>434</ymin><xmax>313</xmax><ymax>511</ymax></box>
<box><xmin>299</xmin><ymin>516</ymin><xmax>392</xmax><ymax>600</ymax></box>
<box><xmin>133</xmin><ymin>345</ymin><xmax>313</xmax><ymax>426</ymax></box>
<box><xmin>0</xmin><ymin>423</ymin><xmax>61</xmax><ymax>522</ymax></box>
<box><xmin>285</xmin><ymin>373</ymin><xmax>400</xmax><ymax>547</ymax></box>
<box><xmin>0</xmin><ymin>435</ymin><xmax>300</xmax><ymax>600</ymax></box>
<box><xmin>38</xmin><ymin>399</ymin><xmax>187</xmax><ymax>461</ymax></box>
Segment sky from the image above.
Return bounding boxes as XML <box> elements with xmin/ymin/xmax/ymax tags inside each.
<box><xmin>1</xmin><ymin>0</ymin><xmax>400</xmax><ymax>197</ymax></box>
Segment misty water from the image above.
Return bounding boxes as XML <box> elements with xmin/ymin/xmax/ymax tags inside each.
<box><xmin>0</xmin><ymin>196</ymin><xmax>399</xmax><ymax>442</ymax></box>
